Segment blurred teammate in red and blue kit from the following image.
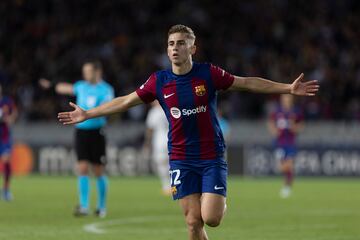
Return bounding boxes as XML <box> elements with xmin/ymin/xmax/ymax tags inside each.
<box><xmin>0</xmin><ymin>84</ymin><xmax>18</xmax><ymax>201</ymax></box>
<box><xmin>268</xmin><ymin>94</ymin><xmax>304</xmax><ymax>198</ymax></box>
<box><xmin>58</xmin><ymin>25</ymin><xmax>319</xmax><ymax>240</ymax></box>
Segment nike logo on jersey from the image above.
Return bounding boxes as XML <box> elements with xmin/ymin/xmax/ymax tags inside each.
<box><xmin>164</xmin><ymin>93</ymin><xmax>175</xmax><ymax>99</ymax></box>
<box><xmin>214</xmin><ymin>185</ymin><xmax>224</xmax><ymax>190</ymax></box>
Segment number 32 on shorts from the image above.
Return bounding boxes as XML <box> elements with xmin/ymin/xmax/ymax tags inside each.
<box><xmin>169</xmin><ymin>169</ymin><xmax>181</xmax><ymax>185</ymax></box>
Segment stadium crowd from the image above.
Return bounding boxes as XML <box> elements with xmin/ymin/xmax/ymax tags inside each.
<box><xmin>0</xmin><ymin>0</ymin><xmax>359</xmax><ymax>121</ymax></box>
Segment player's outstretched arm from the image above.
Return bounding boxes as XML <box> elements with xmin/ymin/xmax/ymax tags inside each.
<box><xmin>58</xmin><ymin>91</ymin><xmax>143</xmax><ymax>125</ymax></box>
<box><xmin>39</xmin><ymin>78</ymin><xmax>74</xmax><ymax>95</ymax></box>
<box><xmin>228</xmin><ymin>73</ymin><xmax>319</xmax><ymax>96</ymax></box>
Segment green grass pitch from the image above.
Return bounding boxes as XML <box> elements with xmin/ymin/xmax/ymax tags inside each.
<box><xmin>0</xmin><ymin>176</ymin><xmax>359</xmax><ymax>240</ymax></box>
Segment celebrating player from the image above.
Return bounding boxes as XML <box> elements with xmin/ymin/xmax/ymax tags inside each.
<box><xmin>268</xmin><ymin>94</ymin><xmax>304</xmax><ymax>198</ymax></box>
<box><xmin>58</xmin><ymin>25</ymin><xmax>319</xmax><ymax>239</ymax></box>
<box><xmin>0</xmin><ymin>84</ymin><xmax>18</xmax><ymax>201</ymax></box>
<box><xmin>143</xmin><ymin>100</ymin><xmax>171</xmax><ymax>195</ymax></box>
<box><xmin>39</xmin><ymin>60</ymin><xmax>114</xmax><ymax>217</ymax></box>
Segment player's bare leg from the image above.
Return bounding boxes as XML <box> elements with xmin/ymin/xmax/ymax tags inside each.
<box><xmin>180</xmin><ymin>194</ymin><xmax>208</xmax><ymax>240</ymax></box>
<box><xmin>74</xmin><ymin>160</ymin><xmax>90</xmax><ymax>216</ymax></box>
<box><xmin>280</xmin><ymin>159</ymin><xmax>294</xmax><ymax>198</ymax></box>
<box><xmin>1</xmin><ymin>154</ymin><xmax>12</xmax><ymax>201</ymax></box>
<box><xmin>93</xmin><ymin>164</ymin><xmax>107</xmax><ymax>217</ymax></box>
<box><xmin>201</xmin><ymin>193</ymin><xmax>226</xmax><ymax>227</ymax></box>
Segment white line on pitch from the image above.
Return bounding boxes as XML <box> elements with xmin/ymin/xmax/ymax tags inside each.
<box><xmin>83</xmin><ymin>215</ymin><xmax>181</xmax><ymax>234</ymax></box>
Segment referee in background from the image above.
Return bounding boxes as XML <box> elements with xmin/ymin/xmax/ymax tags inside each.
<box><xmin>39</xmin><ymin>60</ymin><xmax>114</xmax><ymax>218</ymax></box>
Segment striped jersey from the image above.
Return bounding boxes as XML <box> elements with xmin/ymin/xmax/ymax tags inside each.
<box><xmin>0</xmin><ymin>96</ymin><xmax>15</xmax><ymax>144</ymax></box>
<box><xmin>136</xmin><ymin>63</ymin><xmax>234</xmax><ymax>161</ymax></box>
<box><xmin>270</xmin><ymin>106</ymin><xmax>303</xmax><ymax>146</ymax></box>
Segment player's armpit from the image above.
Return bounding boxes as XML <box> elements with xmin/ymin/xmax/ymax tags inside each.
<box><xmin>228</xmin><ymin>76</ymin><xmax>248</xmax><ymax>91</ymax></box>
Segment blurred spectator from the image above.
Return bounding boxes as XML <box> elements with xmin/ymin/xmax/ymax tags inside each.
<box><xmin>0</xmin><ymin>0</ymin><xmax>359</xmax><ymax>121</ymax></box>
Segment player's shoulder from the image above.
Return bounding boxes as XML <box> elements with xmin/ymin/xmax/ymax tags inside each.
<box><xmin>74</xmin><ymin>80</ymin><xmax>87</xmax><ymax>87</ymax></box>
<box><xmin>99</xmin><ymin>80</ymin><xmax>114</xmax><ymax>90</ymax></box>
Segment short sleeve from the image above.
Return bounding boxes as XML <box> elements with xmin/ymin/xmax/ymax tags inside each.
<box><xmin>73</xmin><ymin>81</ymin><xmax>81</xmax><ymax>96</ymax></box>
<box><xmin>136</xmin><ymin>73</ymin><xmax>157</xmax><ymax>103</ymax></box>
<box><xmin>210</xmin><ymin>64</ymin><xmax>235</xmax><ymax>90</ymax></box>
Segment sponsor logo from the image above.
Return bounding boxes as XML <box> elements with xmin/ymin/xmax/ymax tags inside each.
<box><xmin>195</xmin><ymin>85</ymin><xmax>206</xmax><ymax>96</ymax></box>
<box><xmin>170</xmin><ymin>105</ymin><xmax>207</xmax><ymax>119</ymax></box>
<box><xmin>164</xmin><ymin>93</ymin><xmax>175</xmax><ymax>99</ymax></box>
<box><xmin>170</xmin><ymin>107</ymin><xmax>181</xmax><ymax>119</ymax></box>
<box><xmin>214</xmin><ymin>185</ymin><xmax>224</xmax><ymax>190</ymax></box>
<box><xmin>182</xmin><ymin>105</ymin><xmax>207</xmax><ymax>116</ymax></box>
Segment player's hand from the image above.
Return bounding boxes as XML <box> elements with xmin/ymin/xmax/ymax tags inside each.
<box><xmin>290</xmin><ymin>73</ymin><xmax>319</xmax><ymax>96</ymax></box>
<box><xmin>39</xmin><ymin>78</ymin><xmax>52</xmax><ymax>89</ymax></box>
<box><xmin>58</xmin><ymin>102</ymin><xmax>87</xmax><ymax>125</ymax></box>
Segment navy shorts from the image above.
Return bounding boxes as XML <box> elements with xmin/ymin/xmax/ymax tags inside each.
<box><xmin>169</xmin><ymin>159</ymin><xmax>227</xmax><ymax>200</ymax></box>
<box><xmin>0</xmin><ymin>142</ymin><xmax>12</xmax><ymax>156</ymax></box>
<box><xmin>275</xmin><ymin>145</ymin><xmax>296</xmax><ymax>161</ymax></box>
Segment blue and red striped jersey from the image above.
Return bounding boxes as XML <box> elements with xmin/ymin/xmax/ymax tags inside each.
<box><xmin>270</xmin><ymin>106</ymin><xmax>304</xmax><ymax>147</ymax></box>
<box><xmin>0</xmin><ymin>96</ymin><xmax>15</xmax><ymax>143</ymax></box>
<box><xmin>136</xmin><ymin>63</ymin><xmax>234</xmax><ymax>161</ymax></box>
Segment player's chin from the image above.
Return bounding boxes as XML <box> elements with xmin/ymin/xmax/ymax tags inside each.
<box><xmin>171</xmin><ymin>59</ymin><xmax>184</xmax><ymax>66</ymax></box>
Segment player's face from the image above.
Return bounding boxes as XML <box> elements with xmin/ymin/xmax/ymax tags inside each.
<box><xmin>167</xmin><ymin>33</ymin><xmax>196</xmax><ymax>66</ymax></box>
<box><xmin>82</xmin><ymin>64</ymin><xmax>99</xmax><ymax>83</ymax></box>
<box><xmin>281</xmin><ymin>94</ymin><xmax>294</xmax><ymax>110</ymax></box>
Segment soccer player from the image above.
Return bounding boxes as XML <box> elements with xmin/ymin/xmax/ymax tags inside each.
<box><xmin>143</xmin><ymin>100</ymin><xmax>171</xmax><ymax>195</ymax></box>
<box><xmin>39</xmin><ymin>60</ymin><xmax>114</xmax><ymax>217</ymax></box>
<box><xmin>0</xmin><ymin>84</ymin><xmax>18</xmax><ymax>201</ymax></box>
<box><xmin>268</xmin><ymin>94</ymin><xmax>304</xmax><ymax>198</ymax></box>
<box><xmin>58</xmin><ymin>25</ymin><xmax>319</xmax><ymax>239</ymax></box>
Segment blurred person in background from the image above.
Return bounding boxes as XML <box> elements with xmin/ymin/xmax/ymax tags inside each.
<box><xmin>143</xmin><ymin>100</ymin><xmax>171</xmax><ymax>195</ymax></box>
<box><xmin>39</xmin><ymin>60</ymin><xmax>114</xmax><ymax>217</ymax></box>
<box><xmin>268</xmin><ymin>94</ymin><xmax>304</xmax><ymax>198</ymax></box>
<box><xmin>57</xmin><ymin>24</ymin><xmax>318</xmax><ymax>240</ymax></box>
<box><xmin>0</xmin><ymin>84</ymin><xmax>18</xmax><ymax>201</ymax></box>
<box><xmin>217</xmin><ymin>108</ymin><xmax>231</xmax><ymax>160</ymax></box>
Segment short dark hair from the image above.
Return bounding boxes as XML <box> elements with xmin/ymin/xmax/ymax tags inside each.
<box><xmin>168</xmin><ymin>24</ymin><xmax>196</xmax><ymax>41</ymax></box>
<box><xmin>83</xmin><ymin>60</ymin><xmax>103</xmax><ymax>71</ymax></box>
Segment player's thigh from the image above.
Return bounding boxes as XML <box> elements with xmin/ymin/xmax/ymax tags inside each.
<box><xmin>77</xmin><ymin>160</ymin><xmax>90</xmax><ymax>175</ymax></box>
<box><xmin>92</xmin><ymin>164</ymin><xmax>105</xmax><ymax>177</ymax></box>
<box><xmin>281</xmin><ymin>158</ymin><xmax>294</xmax><ymax>172</ymax></box>
<box><xmin>179</xmin><ymin>193</ymin><xmax>203</xmax><ymax>226</ymax></box>
<box><xmin>201</xmin><ymin>193</ymin><xmax>226</xmax><ymax>227</ymax></box>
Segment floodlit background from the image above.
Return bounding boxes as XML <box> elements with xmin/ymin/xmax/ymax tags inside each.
<box><xmin>0</xmin><ymin>1</ymin><xmax>359</xmax><ymax>240</ymax></box>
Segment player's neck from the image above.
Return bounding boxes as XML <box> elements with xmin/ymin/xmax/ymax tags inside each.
<box><xmin>172</xmin><ymin>59</ymin><xmax>193</xmax><ymax>75</ymax></box>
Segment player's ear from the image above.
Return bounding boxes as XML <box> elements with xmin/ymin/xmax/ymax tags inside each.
<box><xmin>190</xmin><ymin>44</ymin><xmax>196</xmax><ymax>55</ymax></box>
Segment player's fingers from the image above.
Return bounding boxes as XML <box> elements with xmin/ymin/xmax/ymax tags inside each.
<box><xmin>69</xmin><ymin>102</ymin><xmax>78</xmax><ymax>109</ymax></box>
<box><xmin>294</xmin><ymin>73</ymin><xmax>304</xmax><ymax>82</ymax></box>
<box><xmin>307</xmin><ymin>93</ymin><xmax>316</xmax><ymax>96</ymax></box>
<box><xmin>63</xmin><ymin>121</ymin><xmax>76</xmax><ymax>125</ymax></box>
<box><xmin>304</xmin><ymin>80</ymin><xmax>318</xmax><ymax>86</ymax></box>
<box><xmin>58</xmin><ymin>112</ymin><xmax>70</xmax><ymax>118</ymax></box>
<box><xmin>58</xmin><ymin>116</ymin><xmax>73</xmax><ymax>122</ymax></box>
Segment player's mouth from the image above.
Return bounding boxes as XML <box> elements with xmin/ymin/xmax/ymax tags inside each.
<box><xmin>173</xmin><ymin>53</ymin><xmax>179</xmax><ymax>58</ymax></box>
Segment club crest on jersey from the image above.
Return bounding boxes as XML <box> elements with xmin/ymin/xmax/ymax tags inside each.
<box><xmin>195</xmin><ymin>85</ymin><xmax>206</xmax><ymax>96</ymax></box>
<box><xmin>171</xmin><ymin>186</ymin><xmax>177</xmax><ymax>195</ymax></box>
